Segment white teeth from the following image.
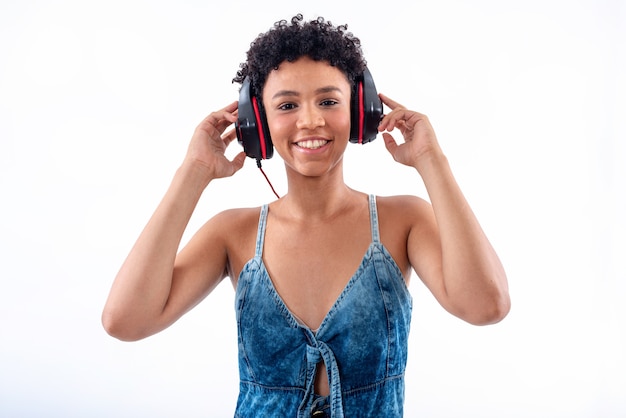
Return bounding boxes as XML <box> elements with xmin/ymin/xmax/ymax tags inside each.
<box><xmin>296</xmin><ymin>139</ymin><xmax>329</xmax><ymax>149</ymax></box>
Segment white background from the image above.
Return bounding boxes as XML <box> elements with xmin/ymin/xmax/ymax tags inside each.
<box><xmin>1</xmin><ymin>0</ymin><xmax>624</xmax><ymax>416</ymax></box>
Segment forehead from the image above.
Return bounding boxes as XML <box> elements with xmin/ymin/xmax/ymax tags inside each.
<box><xmin>262</xmin><ymin>57</ymin><xmax>351</xmax><ymax>96</ymax></box>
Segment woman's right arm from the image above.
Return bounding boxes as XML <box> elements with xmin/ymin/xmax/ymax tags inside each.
<box><xmin>101</xmin><ymin>102</ymin><xmax>246</xmax><ymax>341</ymax></box>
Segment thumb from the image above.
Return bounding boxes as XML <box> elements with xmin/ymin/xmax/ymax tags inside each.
<box><xmin>230</xmin><ymin>151</ymin><xmax>247</xmax><ymax>174</ymax></box>
<box><xmin>382</xmin><ymin>132</ymin><xmax>399</xmax><ymax>156</ymax></box>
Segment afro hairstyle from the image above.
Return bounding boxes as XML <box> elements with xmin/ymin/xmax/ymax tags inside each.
<box><xmin>233</xmin><ymin>14</ymin><xmax>367</xmax><ymax>96</ymax></box>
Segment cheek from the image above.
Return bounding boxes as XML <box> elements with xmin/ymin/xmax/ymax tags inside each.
<box><xmin>331</xmin><ymin>109</ymin><xmax>352</xmax><ymax>139</ymax></box>
<box><xmin>266</xmin><ymin>114</ymin><xmax>292</xmax><ymax>142</ymax></box>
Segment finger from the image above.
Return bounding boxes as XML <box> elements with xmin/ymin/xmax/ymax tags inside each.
<box><xmin>223</xmin><ymin>100</ymin><xmax>238</xmax><ymax>113</ymax></box>
<box><xmin>222</xmin><ymin>127</ymin><xmax>238</xmax><ymax>146</ymax></box>
<box><xmin>212</xmin><ymin>110</ymin><xmax>238</xmax><ymax>128</ymax></box>
<box><xmin>204</xmin><ymin>101</ymin><xmax>238</xmax><ymax>123</ymax></box>
<box><xmin>198</xmin><ymin>106</ymin><xmax>238</xmax><ymax>136</ymax></box>
<box><xmin>379</xmin><ymin>108</ymin><xmax>412</xmax><ymax>132</ymax></box>
<box><xmin>230</xmin><ymin>151</ymin><xmax>247</xmax><ymax>174</ymax></box>
<box><xmin>379</xmin><ymin>93</ymin><xmax>405</xmax><ymax>110</ymax></box>
<box><xmin>378</xmin><ymin>95</ymin><xmax>410</xmax><ymax>132</ymax></box>
<box><xmin>382</xmin><ymin>132</ymin><xmax>399</xmax><ymax>157</ymax></box>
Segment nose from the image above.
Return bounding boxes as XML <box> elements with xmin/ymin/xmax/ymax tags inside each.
<box><xmin>296</xmin><ymin>105</ymin><xmax>325</xmax><ymax>130</ymax></box>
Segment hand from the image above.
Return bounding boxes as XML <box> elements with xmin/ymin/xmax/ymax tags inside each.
<box><xmin>378</xmin><ymin>93</ymin><xmax>442</xmax><ymax>170</ymax></box>
<box><xmin>184</xmin><ymin>101</ymin><xmax>247</xmax><ymax>180</ymax></box>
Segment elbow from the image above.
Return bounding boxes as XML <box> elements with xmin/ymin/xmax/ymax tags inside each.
<box><xmin>101</xmin><ymin>309</ymin><xmax>148</xmax><ymax>342</ymax></box>
<box><xmin>446</xmin><ymin>283</ymin><xmax>511</xmax><ymax>326</ymax></box>
<box><xmin>465</xmin><ymin>292</ymin><xmax>511</xmax><ymax>326</ymax></box>
<box><xmin>101</xmin><ymin>309</ymin><xmax>130</xmax><ymax>341</ymax></box>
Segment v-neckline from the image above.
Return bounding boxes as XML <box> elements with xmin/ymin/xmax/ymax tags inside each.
<box><xmin>256</xmin><ymin>242</ymin><xmax>377</xmax><ymax>337</ymax></box>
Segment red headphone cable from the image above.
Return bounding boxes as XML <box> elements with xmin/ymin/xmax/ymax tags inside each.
<box><xmin>256</xmin><ymin>159</ymin><xmax>280</xmax><ymax>199</ymax></box>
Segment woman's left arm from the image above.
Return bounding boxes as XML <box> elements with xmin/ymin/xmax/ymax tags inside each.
<box><xmin>379</xmin><ymin>93</ymin><xmax>510</xmax><ymax>325</ymax></box>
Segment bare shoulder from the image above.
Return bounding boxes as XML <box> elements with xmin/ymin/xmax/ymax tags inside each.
<box><xmin>197</xmin><ymin>206</ymin><xmax>261</xmax><ymax>250</ymax></box>
<box><xmin>209</xmin><ymin>206</ymin><xmax>262</xmax><ymax>230</ymax></box>
<box><xmin>374</xmin><ymin>195</ymin><xmax>435</xmax><ymax>282</ymax></box>
<box><xmin>176</xmin><ymin>205</ymin><xmax>261</xmax><ymax>281</ymax></box>
<box><xmin>376</xmin><ymin>194</ymin><xmax>433</xmax><ymax>223</ymax></box>
<box><xmin>198</xmin><ymin>206</ymin><xmax>262</xmax><ymax>281</ymax></box>
<box><xmin>376</xmin><ymin>195</ymin><xmax>438</xmax><ymax>244</ymax></box>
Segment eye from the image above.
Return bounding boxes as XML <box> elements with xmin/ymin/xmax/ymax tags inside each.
<box><xmin>278</xmin><ymin>102</ymin><xmax>297</xmax><ymax>111</ymax></box>
<box><xmin>320</xmin><ymin>99</ymin><xmax>339</xmax><ymax>107</ymax></box>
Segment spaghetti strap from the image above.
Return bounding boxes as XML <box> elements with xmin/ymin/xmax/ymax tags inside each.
<box><xmin>368</xmin><ymin>194</ymin><xmax>380</xmax><ymax>243</ymax></box>
<box><xmin>255</xmin><ymin>204</ymin><xmax>269</xmax><ymax>258</ymax></box>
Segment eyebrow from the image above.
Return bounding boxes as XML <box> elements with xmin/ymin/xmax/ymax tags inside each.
<box><xmin>271</xmin><ymin>86</ymin><xmax>344</xmax><ymax>100</ymax></box>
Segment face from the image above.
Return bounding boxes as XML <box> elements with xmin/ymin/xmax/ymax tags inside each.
<box><xmin>261</xmin><ymin>56</ymin><xmax>352</xmax><ymax>178</ymax></box>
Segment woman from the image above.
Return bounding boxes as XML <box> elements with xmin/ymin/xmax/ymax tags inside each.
<box><xmin>102</xmin><ymin>14</ymin><xmax>510</xmax><ymax>417</ymax></box>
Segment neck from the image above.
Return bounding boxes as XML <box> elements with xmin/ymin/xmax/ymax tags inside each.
<box><xmin>278</xmin><ymin>162</ymin><xmax>357</xmax><ymax>221</ymax></box>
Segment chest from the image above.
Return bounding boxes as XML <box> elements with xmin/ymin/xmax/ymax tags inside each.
<box><xmin>261</xmin><ymin>214</ymin><xmax>372</xmax><ymax>330</ymax></box>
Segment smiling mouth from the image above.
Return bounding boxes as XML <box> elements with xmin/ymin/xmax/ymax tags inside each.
<box><xmin>295</xmin><ymin>139</ymin><xmax>330</xmax><ymax>150</ymax></box>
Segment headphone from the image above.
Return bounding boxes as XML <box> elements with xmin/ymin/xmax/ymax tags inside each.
<box><xmin>235</xmin><ymin>67</ymin><xmax>383</xmax><ymax>161</ymax></box>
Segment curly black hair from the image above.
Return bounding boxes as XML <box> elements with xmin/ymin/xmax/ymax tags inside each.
<box><xmin>233</xmin><ymin>14</ymin><xmax>366</xmax><ymax>95</ymax></box>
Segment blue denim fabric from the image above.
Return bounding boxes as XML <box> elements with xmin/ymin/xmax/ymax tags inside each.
<box><xmin>234</xmin><ymin>195</ymin><xmax>412</xmax><ymax>417</ymax></box>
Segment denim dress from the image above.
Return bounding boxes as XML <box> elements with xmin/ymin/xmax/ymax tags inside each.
<box><xmin>234</xmin><ymin>195</ymin><xmax>412</xmax><ymax>417</ymax></box>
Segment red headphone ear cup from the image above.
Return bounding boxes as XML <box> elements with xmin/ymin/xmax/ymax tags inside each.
<box><xmin>349</xmin><ymin>68</ymin><xmax>382</xmax><ymax>144</ymax></box>
<box><xmin>236</xmin><ymin>77</ymin><xmax>273</xmax><ymax>160</ymax></box>
<box><xmin>358</xmin><ymin>81</ymin><xmax>365</xmax><ymax>143</ymax></box>
<box><xmin>349</xmin><ymin>80</ymin><xmax>362</xmax><ymax>143</ymax></box>
<box><xmin>252</xmin><ymin>97</ymin><xmax>270</xmax><ymax>159</ymax></box>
